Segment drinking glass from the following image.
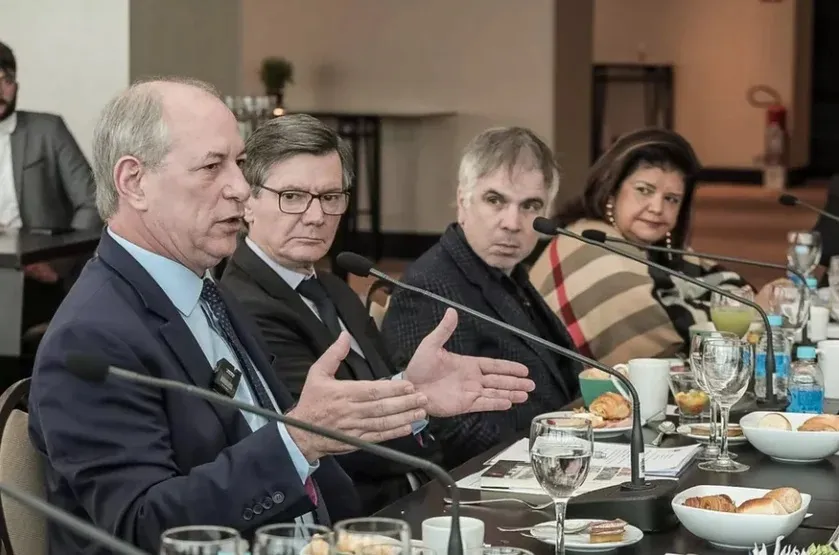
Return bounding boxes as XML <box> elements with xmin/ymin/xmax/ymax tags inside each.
<box><xmin>252</xmin><ymin>523</ymin><xmax>332</xmax><ymax>555</ymax></box>
<box><xmin>696</xmin><ymin>337</ymin><xmax>753</xmax><ymax>473</ymax></box>
<box><xmin>529</xmin><ymin>415</ymin><xmax>593</xmax><ymax>555</ymax></box>
<box><xmin>334</xmin><ymin>518</ymin><xmax>411</xmax><ymax>555</ymax></box>
<box><xmin>689</xmin><ymin>330</ymin><xmax>739</xmax><ymax>460</ymax></box>
<box><xmin>160</xmin><ymin>526</ymin><xmax>244</xmax><ymax>554</ymax></box>
<box><xmin>787</xmin><ymin>231</ymin><xmax>822</xmax><ymax>277</ymax></box>
<box><xmin>710</xmin><ymin>289</ymin><xmax>757</xmax><ymax>338</ymax></box>
<box><xmin>770</xmin><ymin>283</ymin><xmax>810</xmax><ymax>333</ymax></box>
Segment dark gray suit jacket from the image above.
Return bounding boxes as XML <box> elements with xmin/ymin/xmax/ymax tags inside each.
<box><xmin>10</xmin><ymin>111</ymin><xmax>100</xmax><ymax>230</ymax></box>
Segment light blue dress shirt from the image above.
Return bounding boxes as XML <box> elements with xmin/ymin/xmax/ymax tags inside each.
<box><xmin>108</xmin><ymin>229</ymin><xmax>317</xmax><ymax>484</ymax></box>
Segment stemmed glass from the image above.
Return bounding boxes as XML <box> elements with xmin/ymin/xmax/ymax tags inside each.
<box><xmin>334</xmin><ymin>518</ymin><xmax>411</xmax><ymax>555</ymax></box>
<box><xmin>709</xmin><ymin>289</ymin><xmax>757</xmax><ymax>338</ymax></box>
<box><xmin>529</xmin><ymin>416</ymin><xmax>593</xmax><ymax>555</ymax></box>
<box><xmin>160</xmin><ymin>526</ymin><xmax>245</xmax><ymax>554</ymax></box>
<box><xmin>770</xmin><ymin>283</ymin><xmax>811</xmax><ymax>334</ymax></box>
<box><xmin>252</xmin><ymin>523</ymin><xmax>333</xmax><ymax>555</ymax></box>
<box><xmin>787</xmin><ymin>231</ymin><xmax>822</xmax><ymax>278</ymax></box>
<box><xmin>696</xmin><ymin>337</ymin><xmax>753</xmax><ymax>473</ymax></box>
<box><xmin>689</xmin><ymin>330</ymin><xmax>739</xmax><ymax>461</ymax></box>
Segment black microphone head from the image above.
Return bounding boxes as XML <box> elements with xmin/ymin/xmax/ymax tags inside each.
<box><xmin>778</xmin><ymin>194</ymin><xmax>799</xmax><ymax>207</ymax></box>
<box><xmin>581</xmin><ymin>229</ymin><xmax>608</xmax><ymax>243</ymax></box>
<box><xmin>335</xmin><ymin>251</ymin><xmax>373</xmax><ymax>277</ymax></box>
<box><xmin>66</xmin><ymin>353</ymin><xmax>110</xmax><ymax>383</ymax></box>
<box><xmin>532</xmin><ymin>217</ymin><xmax>558</xmax><ymax>236</ymax></box>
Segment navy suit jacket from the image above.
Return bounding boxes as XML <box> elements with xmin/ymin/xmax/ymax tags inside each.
<box><xmin>28</xmin><ymin>231</ymin><xmax>361</xmax><ymax>554</ymax></box>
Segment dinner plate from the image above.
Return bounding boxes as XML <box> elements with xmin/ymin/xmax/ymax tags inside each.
<box><xmin>676</xmin><ymin>424</ymin><xmax>748</xmax><ymax>445</ymax></box>
<box><xmin>529</xmin><ymin>520</ymin><xmax>643</xmax><ymax>552</ymax></box>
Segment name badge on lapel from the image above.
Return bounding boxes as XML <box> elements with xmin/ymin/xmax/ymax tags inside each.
<box><xmin>212</xmin><ymin>358</ymin><xmax>241</xmax><ymax>398</ymax></box>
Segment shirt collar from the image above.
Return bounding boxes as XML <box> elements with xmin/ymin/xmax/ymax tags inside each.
<box><xmin>244</xmin><ymin>236</ymin><xmax>315</xmax><ymax>290</ymax></box>
<box><xmin>107</xmin><ymin>228</ymin><xmax>208</xmax><ymax>317</ymax></box>
<box><xmin>0</xmin><ymin>113</ymin><xmax>16</xmax><ymax>136</ymax></box>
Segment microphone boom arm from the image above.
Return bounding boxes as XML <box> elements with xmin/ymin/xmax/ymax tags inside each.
<box><xmin>365</xmin><ymin>268</ymin><xmax>648</xmax><ymax>488</ymax></box>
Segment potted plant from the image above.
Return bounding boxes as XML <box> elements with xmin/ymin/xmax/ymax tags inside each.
<box><xmin>260</xmin><ymin>57</ymin><xmax>294</xmax><ymax>109</ymax></box>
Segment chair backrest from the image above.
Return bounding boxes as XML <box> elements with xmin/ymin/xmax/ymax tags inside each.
<box><xmin>365</xmin><ymin>279</ymin><xmax>393</xmax><ymax>329</ymax></box>
<box><xmin>0</xmin><ymin>379</ymin><xmax>46</xmax><ymax>555</ymax></box>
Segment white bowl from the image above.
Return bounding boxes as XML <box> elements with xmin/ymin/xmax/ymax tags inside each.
<box><xmin>672</xmin><ymin>485</ymin><xmax>811</xmax><ymax>549</ymax></box>
<box><xmin>739</xmin><ymin>411</ymin><xmax>839</xmax><ymax>463</ymax></box>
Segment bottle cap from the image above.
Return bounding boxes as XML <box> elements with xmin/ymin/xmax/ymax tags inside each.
<box><xmin>767</xmin><ymin>314</ymin><xmax>784</xmax><ymax>327</ymax></box>
<box><xmin>806</xmin><ymin>277</ymin><xmax>818</xmax><ymax>289</ymax></box>
<box><xmin>797</xmin><ymin>345</ymin><xmax>817</xmax><ymax>359</ymax></box>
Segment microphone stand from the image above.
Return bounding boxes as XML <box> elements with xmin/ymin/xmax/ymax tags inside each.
<box><xmin>779</xmin><ymin>194</ymin><xmax>839</xmax><ymax>224</ymax></box>
<box><xmin>71</xmin><ymin>362</ymin><xmax>464</xmax><ymax>555</ymax></box>
<box><xmin>0</xmin><ymin>482</ymin><xmax>148</xmax><ymax>555</ymax></box>
<box><xmin>336</xmin><ymin>252</ymin><xmax>680</xmax><ymax>532</ymax></box>
<box><xmin>541</xmin><ymin>220</ymin><xmax>782</xmax><ymax>407</ymax></box>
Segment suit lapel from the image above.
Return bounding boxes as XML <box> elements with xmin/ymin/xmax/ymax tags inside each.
<box><xmin>10</xmin><ymin>113</ymin><xmax>27</xmax><ymax>206</ymax></box>
<box><xmin>229</xmin><ymin>243</ymin><xmax>357</xmax><ymax>380</ymax></box>
<box><xmin>96</xmin><ymin>231</ymin><xmax>243</xmax><ymax>443</ymax></box>
<box><xmin>441</xmin><ymin>225</ymin><xmax>574</xmax><ymax>399</ymax></box>
<box><xmin>321</xmin><ymin>275</ymin><xmax>393</xmax><ymax>380</ymax></box>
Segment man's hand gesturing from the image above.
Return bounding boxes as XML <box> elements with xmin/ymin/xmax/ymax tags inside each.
<box><xmin>286</xmin><ymin>333</ymin><xmax>429</xmax><ymax>461</ymax></box>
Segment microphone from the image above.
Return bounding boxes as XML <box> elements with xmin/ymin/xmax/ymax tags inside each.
<box><xmin>0</xmin><ymin>481</ymin><xmax>147</xmax><ymax>555</ymax></box>
<box><xmin>67</xmin><ymin>356</ymin><xmax>464</xmax><ymax>555</ymax></box>
<box><xmin>336</xmin><ymin>252</ymin><xmax>679</xmax><ymax>532</ymax></box>
<box><xmin>580</xmin><ymin>229</ymin><xmax>809</xmax><ymax>288</ymax></box>
<box><xmin>535</xmin><ymin>218</ymin><xmax>780</xmax><ymax>407</ymax></box>
<box><xmin>778</xmin><ymin>193</ymin><xmax>839</xmax><ymax>224</ymax></box>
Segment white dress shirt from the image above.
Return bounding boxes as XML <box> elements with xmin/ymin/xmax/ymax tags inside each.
<box><xmin>0</xmin><ymin>113</ymin><xmax>21</xmax><ymax>229</ymax></box>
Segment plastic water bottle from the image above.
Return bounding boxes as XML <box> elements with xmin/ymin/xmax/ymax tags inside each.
<box><xmin>755</xmin><ymin>314</ymin><xmax>791</xmax><ymax>401</ymax></box>
<box><xmin>787</xmin><ymin>345</ymin><xmax>824</xmax><ymax>413</ymax></box>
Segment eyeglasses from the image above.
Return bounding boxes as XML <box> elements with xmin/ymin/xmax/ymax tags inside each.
<box><xmin>259</xmin><ymin>185</ymin><xmax>350</xmax><ymax>215</ymax></box>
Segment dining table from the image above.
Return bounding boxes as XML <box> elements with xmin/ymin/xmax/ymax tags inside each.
<box><xmin>375</xmin><ymin>400</ymin><xmax>839</xmax><ymax>554</ymax></box>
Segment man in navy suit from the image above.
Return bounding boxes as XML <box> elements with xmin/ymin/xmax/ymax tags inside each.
<box><xmin>28</xmin><ymin>77</ymin><xmax>534</xmax><ymax>554</ymax></box>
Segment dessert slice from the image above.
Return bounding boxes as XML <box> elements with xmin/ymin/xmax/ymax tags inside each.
<box><xmin>588</xmin><ymin>519</ymin><xmax>627</xmax><ymax>543</ymax></box>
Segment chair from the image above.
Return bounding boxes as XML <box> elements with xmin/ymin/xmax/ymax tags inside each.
<box><xmin>0</xmin><ymin>378</ymin><xmax>46</xmax><ymax>555</ymax></box>
<box><xmin>365</xmin><ymin>278</ymin><xmax>393</xmax><ymax>329</ymax></box>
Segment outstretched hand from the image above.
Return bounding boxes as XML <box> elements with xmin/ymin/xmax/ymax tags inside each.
<box><xmin>403</xmin><ymin>308</ymin><xmax>535</xmax><ymax>417</ymax></box>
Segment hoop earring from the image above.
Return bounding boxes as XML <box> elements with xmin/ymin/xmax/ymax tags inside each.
<box><xmin>606</xmin><ymin>201</ymin><xmax>616</xmax><ymax>228</ymax></box>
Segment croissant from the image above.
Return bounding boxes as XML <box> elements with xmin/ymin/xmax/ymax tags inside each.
<box><xmin>589</xmin><ymin>392</ymin><xmax>631</xmax><ymax>421</ymax></box>
<box><xmin>683</xmin><ymin>494</ymin><xmax>737</xmax><ymax>513</ymax></box>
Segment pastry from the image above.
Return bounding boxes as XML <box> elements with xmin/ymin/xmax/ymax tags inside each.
<box><xmin>763</xmin><ymin>487</ymin><xmax>802</xmax><ymax>514</ymax></box>
<box><xmin>689</xmin><ymin>424</ymin><xmax>743</xmax><ymax>438</ymax></box>
<box><xmin>683</xmin><ymin>494</ymin><xmax>737</xmax><ymax>513</ymax></box>
<box><xmin>798</xmin><ymin>415</ymin><xmax>839</xmax><ymax>432</ymax></box>
<box><xmin>589</xmin><ymin>392</ymin><xmax>631</xmax><ymax>421</ymax></box>
<box><xmin>588</xmin><ymin>519</ymin><xmax>627</xmax><ymax>543</ymax></box>
<box><xmin>758</xmin><ymin>413</ymin><xmax>793</xmax><ymax>431</ymax></box>
<box><xmin>737</xmin><ymin>497</ymin><xmax>787</xmax><ymax>515</ymax></box>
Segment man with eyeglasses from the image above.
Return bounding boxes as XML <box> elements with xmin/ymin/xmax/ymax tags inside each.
<box><xmin>0</xmin><ymin>41</ymin><xmax>100</xmax><ymax>342</ymax></box>
<box><xmin>220</xmin><ymin>114</ymin><xmax>535</xmax><ymax>513</ymax></box>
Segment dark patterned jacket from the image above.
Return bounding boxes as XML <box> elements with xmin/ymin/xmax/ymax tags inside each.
<box><xmin>381</xmin><ymin>224</ymin><xmax>581</xmax><ymax>468</ymax></box>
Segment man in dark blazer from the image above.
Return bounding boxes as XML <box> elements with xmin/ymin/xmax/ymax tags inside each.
<box><xmin>0</xmin><ymin>41</ymin><xmax>101</xmax><ymax>333</ymax></box>
<box><xmin>221</xmin><ymin>114</ymin><xmax>537</xmax><ymax>513</ymax></box>
<box><xmin>382</xmin><ymin>127</ymin><xmax>583</xmax><ymax>469</ymax></box>
<box><xmin>28</xmin><ymin>78</ymin><xmax>432</xmax><ymax>554</ymax></box>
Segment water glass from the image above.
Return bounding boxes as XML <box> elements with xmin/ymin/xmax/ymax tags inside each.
<box><xmin>689</xmin><ymin>330</ymin><xmax>739</xmax><ymax>460</ymax></box>
<box><xmin>334</xmin><ymin>518</ymin><xmax>411</xmax><ymax>555</ymax></box>
<box><xmin>787</xmin><ymin>231</ymin><xmax>822</xmax><ymax>277</ymax></box>
<box><xmin>696</xmin><ymin>337</ymin><xmax>753</xmax><ymax>473</ymax></box>
<box><xmin>770</xmin><ymin>283</ymin><xmax>811</xmax><ymax>332</ymax></box>
<box><xmin>529</xmin><ymin>415</ymin><xmax>593</xmax><ymax>555</ymax></box>
<box><xmin>252</xmin><ymin>523</ymin><xmax>333</xmax><ymax>555</ymax></box>
<box><xmin>160</xmin><ymin>526</ymin><xmax>244</xmax><ymax>554</ymax></box>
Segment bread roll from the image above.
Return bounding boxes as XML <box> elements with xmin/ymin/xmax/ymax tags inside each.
<box><xmin>763</xmin><ymin>487</ymin><xmax>802</xmax><ymax>514</ymax></box>
<box><xmin>758</xmin><ymin>413</ymin><xmax>792</xmax><ymax>431</ymax></box>
<box><xmin>736</xmin><ymin>498</ymin><xmax>787</xmax><ymax>515</ymax></box>
<box><xmin>589</xmin><ymin>392</ymin><xmax>631</xmax><ymax>420</ymax></box>
<box><xmin>683</xmin><ymin>494</ymin><xmax>737</xmax><ymax>513</ymax></box>
<box><xmin>798</xmin><ymin>415</ymin><xmax>839</xmax><ymax>432</ymax></box>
